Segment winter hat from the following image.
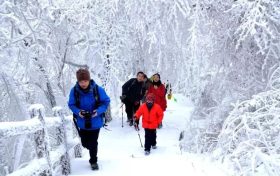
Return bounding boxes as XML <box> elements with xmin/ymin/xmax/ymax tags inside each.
<box><xmin>146</xmin><ymin>93</ymin><xmax>155</xmax><ymax>102</ymax></box>
<box><xmin>76</xmin><ymin>68</ymin><xmax>90</xmax><ymax>81</ymax></box>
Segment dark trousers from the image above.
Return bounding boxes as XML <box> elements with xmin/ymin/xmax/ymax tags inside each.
<box><xmin>124</xmin><ymin>101</ymin><xmax>140</xmax><ymax>121</ymax></box>
<box><xmin>144</xmin><ymin>129</ymin><xmax>157</xmax><ymax>151</ymax></box>
<box><xmin>80</xmin><ymin>129</ymin><xmax>100</xmax><ymax>164</ymax></box>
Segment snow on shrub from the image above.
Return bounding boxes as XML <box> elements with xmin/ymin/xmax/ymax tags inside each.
<box><xmin>215</xmin><ymin>90</ymin><xmax>280</xmax><ymax>175</ymax></box>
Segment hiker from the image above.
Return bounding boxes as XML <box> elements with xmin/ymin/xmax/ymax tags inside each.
<box><xmin>120</xmin><ymin>71</ymin><xmax>146</xmax><ymax>126</ymax></box>
<box><xmin>166</xmin><ymin>80</ymin><xmax>173</xmax><ymax>100</ymax></box>
<box><xmin>68</xmin><ymin>68</ymin><xmax>110</xmax><ymax>170</ymax></box>
<box><xmin>147</xmin><ymin>73</ymin><xmax>167</xmax><ymax>128</ymax></box>
<box><xmin>134</xmin><ymin>93</ymin><xmax>163</xmax><ymax>155</ymax></box>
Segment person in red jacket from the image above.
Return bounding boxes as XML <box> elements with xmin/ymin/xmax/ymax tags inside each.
<box><xmin>148</xmin><ymin>73</ymin><xmax>167</xmax><ymax>128</ymax></box>
<box><xmin>134</xmin><ymin>93</ymin><xmax>163</xmax><ymax>155</ymax></box>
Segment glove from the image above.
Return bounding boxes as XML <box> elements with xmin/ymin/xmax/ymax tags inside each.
<box><xmin>133</xmin><ymin>117</ymin><xmax>139</xmax><ymax>131</ymax></box>
<box><xmin>133</xmin><ymin>116</ymin><xmax>138</xmax><ymax>124</ymax></box>
<box><xmin>120</xmin><ymin>95</ymin><xmax>126</xmax><ymax>101</ymax></box>
<box><xmin>79</xmin><ymin>111</ymin><xmax>85</xmax><ymax>118</ymax></box>
<box><xmin>92</xmin><ymin>110</ymin><xmax>97</xmax><ymax>117</ymax></box>
<box><xmin>158</xmin><ymin>122</ymin><xmax>163</xmax><ymax>129</ymax></box>
<box><xmin>134</xmin><ymin>101</ymin><xmax>139</xmax><ymax>106</ymax></box>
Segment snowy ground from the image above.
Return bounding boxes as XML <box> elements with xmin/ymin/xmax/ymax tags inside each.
<box><xmin>70</xmin><ymin>94</ymin><xmax>228</xmax><ymax>176</ymax></box>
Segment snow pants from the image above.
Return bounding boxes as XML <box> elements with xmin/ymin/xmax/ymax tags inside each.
<box><xmin>80</xmin><ymin>129</ymin><xmax>100</xmax><ymax>164</ymax></box>
<box><xmin>144</xmin><ymin>129</ymin><xmax>157</xmax><ymax>151</ymax></box>
<box><xmin>124</xmin><ymin>100</ymin><xmax>140</xmax><ymax>122</ymax></box>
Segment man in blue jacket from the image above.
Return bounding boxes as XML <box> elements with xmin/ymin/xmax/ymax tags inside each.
<box><xmin>68</xmin><ymin>68</ymin><xmax>110</xmax><ymax>170</ymax></box>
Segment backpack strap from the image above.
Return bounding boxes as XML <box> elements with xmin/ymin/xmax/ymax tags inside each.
<box><xmin>93</xmin><ymin>84</ymin><xmax>107</xmax><ymax>126</ymax></box>
<box><xmin>74</xmin><ymin>86</ymin><xmax>80</xmax><ymax>107</ymax></box>
<box><xmin>93</xmin><ymin>84</ymin><xmax>100</xmax><ymax>105</ymax></box>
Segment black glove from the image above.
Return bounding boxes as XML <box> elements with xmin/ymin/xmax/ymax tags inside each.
<box><xmin>133</xmin><ymin>118</ymin><xmax>139</xmax><ymax>131</ymax></box>
<box><xmin>120</xmin><ymin>95</ymin><xmax>126</xmax><ymax>102</ymax></box>
<box><xmin>134</xmin><ymin>119</ymin><xmax>139</xmax><ymax>125</ymax></box>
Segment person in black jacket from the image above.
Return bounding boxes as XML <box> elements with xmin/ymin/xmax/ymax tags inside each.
<box><xmin>121</xmin><ymin>71</ymin><xmax>146</xmax><ymax>126</ymax></box>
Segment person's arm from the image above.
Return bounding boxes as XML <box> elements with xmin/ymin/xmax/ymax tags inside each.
<box><xmin>158</xmin><ymin>84</ymin><xmax>166</xmax><ymax>97</ymax></box>
<box><xmin>134</xmin><ymin>104</ymin><xmax>144</xmax><ymax>120</ymax></box>
<box><xmin>157</xmin><ymin>105</ymin><xmax>164</xmax><ymax>124</ymax></box>
<box><xmin>68</xmin><ymin>88</ymin><xmax>80</xmax><ymax>116</ymax></box>
<box><xmin>122</xmin><ymin>78</ymin><xmax>135</xmax><ymax>95</ymax></box>
<box><xmin>95</xmin><ymin>86</ymin><xmax>111</xmax><ymax>116</ymax></box>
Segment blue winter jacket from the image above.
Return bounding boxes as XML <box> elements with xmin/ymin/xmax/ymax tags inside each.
<box><xmin>68</xmin><ymin>80</ymin><xmax>110</xmax><ymax>130</ymax></box>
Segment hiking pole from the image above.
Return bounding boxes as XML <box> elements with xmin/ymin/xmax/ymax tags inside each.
<box><xmin>136</xmin><ymin>129</ymin><xmax>143</xmax><ymax>148</ymax></box>
<box><xmin>132</xmin><ymin>106</ymin><xmax>142</xmax><ymax>147</ymax></box>
<box><xmin>121</xmin><ymin>103</ymin><xmax>124</xmax><ymax>128</ymax></box>
<box><xmin>134</xmin><ymin>120</ymin><xmax>143</xmax><ymax>147</ymax></box>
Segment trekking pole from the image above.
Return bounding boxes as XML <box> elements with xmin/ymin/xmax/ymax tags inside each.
<box><xmin>121</xmin><ymin>103</ymin><xmax>124</xmax><ymax>128</ymax></box>
<box><xmin>137</xmin><ymin>129</ymin><xmax>143</xmax><ymax>148</ymax></box>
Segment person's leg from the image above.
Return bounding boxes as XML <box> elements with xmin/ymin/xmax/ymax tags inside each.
<box><xmin>125</xmin><ymin>102</ymin><xmax>133</xmax><ymax>123</ymax></box>
<box><xmin>144</xmin><ymin>129</ymin><xmax>153</xmax><ymax>152</ymax></box>
<box><xmin>80</xmin><ymin>129</ymin><xmax>90</xmax><ymax>149</ymax></box>
<box><xmin>151</xmin><ymin>129</ymin><xmax>157</xmax><ymax>148</ymax></box>
<box><xmin>87</xmin><ymin>129</ymin><xmax>100</xmax><ymax>165</ymax></box>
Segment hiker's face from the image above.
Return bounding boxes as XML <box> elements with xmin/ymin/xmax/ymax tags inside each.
<box><xmin>153</xmin><ymin>75</ymin><xmax>160</xmax><ymax>82</ymax></box>
<box><xmin>137</xmin><ymin>73</ymin><xmax>145</xmax><ymax>82</ymax></box>
<box><xmin>78</xmin><ymin>80</ymin><xmax>90</xmax><ymax>89</ymax></box>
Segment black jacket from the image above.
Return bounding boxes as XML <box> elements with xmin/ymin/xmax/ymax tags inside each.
<box><xmin>122</xmin><ymin>78</ymin><xmax>145</xmax><ymax>103</ymax></box>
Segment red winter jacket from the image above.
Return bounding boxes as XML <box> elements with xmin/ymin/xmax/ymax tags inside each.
<box><xmin>134</xmin><ymin>103</ymin><xmax>163</xmax><ymax>129</ymax></box>
<box><xmin>148</xmin><ymin>84</ymin><xmax>167</xmax><ymax>111</ymax></box>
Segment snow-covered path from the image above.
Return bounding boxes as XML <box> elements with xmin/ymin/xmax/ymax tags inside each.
<box><xmin>70</xmin><ymin>95</ymin><xmax>227</xmax><ymax>176</ymax></box>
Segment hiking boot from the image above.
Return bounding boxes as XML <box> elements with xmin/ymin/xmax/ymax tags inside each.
<box><xmin>129</xmin><ymin>120</ymin><xmax>133</xmax><ymax>126</ymax></box>
<box><xmin>152</xmin><ymin>145</ymin><xmax>157</xmax><ymax>149</ymax></box>
<box><xmin>144</xmin><ymin>150</ymin><xmax>150</xmax><ymax>155</ymax></box>
<box><xmin>91</xmin><ymin>163</ymin><xmax>99</xmax><ymax>170</ymax></box>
